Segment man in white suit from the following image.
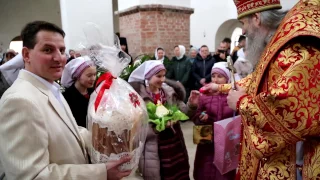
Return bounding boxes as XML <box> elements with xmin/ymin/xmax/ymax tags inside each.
<box><xmin>0</xmin><ymin>21</ymin><xmax>131</xmax><ymax>180</ymax></box>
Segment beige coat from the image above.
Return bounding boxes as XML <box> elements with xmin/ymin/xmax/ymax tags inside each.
<box><xmin>0</xmin><ymin>70</ymin><xmax>106</xmax><ymax>180</ymax></box>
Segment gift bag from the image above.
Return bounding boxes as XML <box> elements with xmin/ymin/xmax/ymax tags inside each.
<box><xmin>213</xmin><ymin>115</ymin><xmax>241</xmax><ymax>174</ymax></box>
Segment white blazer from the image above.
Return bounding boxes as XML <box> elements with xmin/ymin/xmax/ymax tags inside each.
<box><xmin>0</xmin><ymin>70</ymin><xmax>106</xmax><ymax>180</ymax></box>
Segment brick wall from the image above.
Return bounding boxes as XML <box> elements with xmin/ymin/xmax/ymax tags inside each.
<box><xmin>118</xmin><ymin>4</ymin><xmax>194</xmax><ymax>61</ymax></box>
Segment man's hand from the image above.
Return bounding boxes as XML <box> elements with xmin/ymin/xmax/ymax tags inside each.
<box><xmin>227</xmin><ymin>85</ymin><xmax>246</xmax><ymax>111</ymax></box>
<box><xmin>188</xmin><ymin>90</ymin><xmax>200</xmax><ymax>107</ymax></box>
<box><xmin>106</xmin><ymin>156</ymin><xmax>132</xmax><ymax>180</ymax></box>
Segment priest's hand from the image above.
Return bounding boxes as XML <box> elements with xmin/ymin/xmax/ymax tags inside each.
<box><xmin>227</xmin><ymin>85</ymin><xmax>246</xmax><ymax>111</ymax></box>
<box><xmin>200</xmin><ymin>83</ymin><xmax>219</xmax><ymax>95</ymax></box>
<box><xmin>106</xmin><ymin>156</ymin><xmax>132</xmax><ymax>180</ymax></box>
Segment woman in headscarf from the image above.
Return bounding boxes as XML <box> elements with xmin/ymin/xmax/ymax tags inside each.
<box><xmin>2</xmin><ymin>49</ymin><xmax>17</xmax><ymax>64</ymax></box>
<box><xmin>166</xmin><ymin>45</ymin><xmax>192</xmax><ymax>90</ymax></box>
<box><xmin>128</xmin><ymin>60</ymin><xmax>199</xmax><ymax>180</ymax></box>
<box><xmin>152</xmin><ymin>47</ymin><xmax>171</xmax><ymax>68</ymax></box>
<box><xmin>61</xmin><ymin>57</ymin><xmax>96</xmax><ymax>127</ymax></box>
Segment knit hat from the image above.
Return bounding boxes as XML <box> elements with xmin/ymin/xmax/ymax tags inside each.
<box><xmin>211</xmin><ymin>62</ymin><xmax>231</xmax><ymax>83</ymax></box>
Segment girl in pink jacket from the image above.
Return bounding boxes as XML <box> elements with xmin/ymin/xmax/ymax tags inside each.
<box><xmin>193</xmin><ymin>62</ymin><xmax>236</xmax><ymax>180</ymax></box>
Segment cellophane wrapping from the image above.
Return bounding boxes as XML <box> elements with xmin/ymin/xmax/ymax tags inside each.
<box><xmin>87</xmin><ymin>77</ymin><xmax>148</xmax><ymax>171</ymax></box>
<box><xmin>79</xmin><ymin>30</ymin><xmax>148</xmax><ymax>172</ymax></box>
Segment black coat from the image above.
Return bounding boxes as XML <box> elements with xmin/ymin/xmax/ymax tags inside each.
<box><xmin>191</xmin><ymin>54</ymin><xmax>216</xmax><ymax>90</ymax></box>
<box><xmin>63</xmin><ymin>84</ymin><xmax>93</xmax><ymax>127</ymax></box>
<box><xmin>213</xmin><ymin>54</ymin><xmax>227</xmax><ymax>63</ymax></box>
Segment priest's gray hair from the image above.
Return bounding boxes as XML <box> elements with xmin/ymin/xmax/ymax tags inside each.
<box><xmin>260</xmin><ymin>9</ymin><xmax>288</xmax><ymax>30</ymax></box>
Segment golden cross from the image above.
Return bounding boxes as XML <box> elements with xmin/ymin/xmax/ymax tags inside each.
<box><xmin>226</xmin><ymin>56</ymin><xmax>237</xmax><ymax>90</ymax></box>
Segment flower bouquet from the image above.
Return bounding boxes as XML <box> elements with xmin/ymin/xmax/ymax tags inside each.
<box><xmin>146</xmin><ymin>101</ymin><xmax>189</xmax><ymax>132</ymax></box>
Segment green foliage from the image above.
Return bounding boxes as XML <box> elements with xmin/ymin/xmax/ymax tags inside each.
<box><xmin>119</xmin><ymin>54</ymin><xmax>152</xmax><ymax>81</ymax></box>
<box><xmin>146</xmin><ymin>102</ymin><xmax>189</xmax><ymax>132</ymax></box>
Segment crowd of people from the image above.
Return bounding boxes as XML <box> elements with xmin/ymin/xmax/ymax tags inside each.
<box><xmin>0</xmin><ymin>0</ymin><xmax>320</xmax><ymax>180</ymax></box>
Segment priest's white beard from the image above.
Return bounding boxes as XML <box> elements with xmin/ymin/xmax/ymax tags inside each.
<box><xmin>246</xmin><ymin>23</ymin><xmax>273</xmax><ymax>69</ymax></box>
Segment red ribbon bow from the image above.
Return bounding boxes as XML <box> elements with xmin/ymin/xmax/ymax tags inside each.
<box><xmin>94</xmin><ymin>72</ymin><xmax>115</xmax><ymax>111</ymax></box>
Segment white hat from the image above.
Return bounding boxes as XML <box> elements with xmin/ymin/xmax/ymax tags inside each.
<box><xmin>211</xmin><ymin>62</ymin><xmax>231</xmax><ymax>83</ymax></box>
<box><xmin>0</xmin><ymin>54</ymin><xmax>24</xmax><ymax>85</ymax></box>
<box><xmin>61</xmin><ymin>56</ymin><xmax>94</xmax><ymax>88</ymax></box>
<box><xmin>128</xmin><ymin>60</ymin><xmax>166</xmax><ymax>83</ymax></box>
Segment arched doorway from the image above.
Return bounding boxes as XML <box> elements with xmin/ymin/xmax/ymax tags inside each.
<box><xmin>9</xmin><ymin>36</ymin><xmax>23</xmax><ymax>54</ymax></box>
<box><xmin>230</xmin><ymin>27</ymin><xmax>243</xmax><ymax>52</ymax></box>
<box><xmin>215</xmin><ymin>19</ymin><xmax>242</xmax><ymax>51</ymax></box>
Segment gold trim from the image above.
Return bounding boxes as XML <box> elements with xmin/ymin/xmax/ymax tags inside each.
<box><xmin>253</xmin><ymin>1</ymin><xmax>320</xmax><ymax>95</ymax></box>
<box><xmin>237</xmin><ymin>4</ymin><xmax>282</xmax><ymax>19</ymax></box>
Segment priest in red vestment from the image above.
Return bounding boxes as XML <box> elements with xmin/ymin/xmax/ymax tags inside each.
<box><xmin>203</xmin><ymin>0</ymin><xmax>320</xmax><ymax>179</ymax></box>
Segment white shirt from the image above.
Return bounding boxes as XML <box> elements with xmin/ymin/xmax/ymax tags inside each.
<box><xmin>22</xmin><ymin>69</ymin><xmax>63</xmax><ymax>107</ymax></box>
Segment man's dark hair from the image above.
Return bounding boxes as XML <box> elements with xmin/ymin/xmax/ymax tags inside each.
<box><xmin>200</xmin><ymin>45</ymin><xmax>208</xmax><ymax>49</ymax></box>
<box><xmin>21</xmin><ymin>21</ymin><xmax>65</xmax><ymax>49</ymax></box>
<box><xmin>238</xmin><ymin>35</ymin><xmax>246</xmax><ymax>42</ymax></box>
<box><xmin>222</xmin><ymin>37</ymin><xmax>231</xmax><ymax>44</ymax></box>
<box><xmin>173</xmin><ymin>46</ymin><xmax>179</xmax><ymax>49</ymax></box>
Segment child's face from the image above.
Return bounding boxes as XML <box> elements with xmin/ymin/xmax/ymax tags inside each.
<box><xmin>149</xmin><ymin>70</ymin><xmax>166</xmax><ymax>88</ymax></box>
<box><xmin>211</xmin><ymin>73</ymin><xmax>228</xmax><ymax>84</ymax></box>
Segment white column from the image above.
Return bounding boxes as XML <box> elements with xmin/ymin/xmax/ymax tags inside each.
<box><xmin>59</xmin><ymin>0</ymin><xmax>114</xmax><ymax>51</ymax></box>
